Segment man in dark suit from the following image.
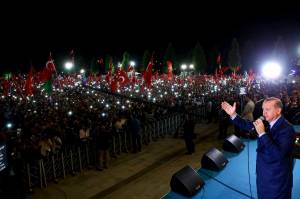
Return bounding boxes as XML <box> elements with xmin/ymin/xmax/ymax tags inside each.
<box><xmin>183</xmin><ymin>115</ymin><xmax>196</xmax><ymax>154</ymax></box>
<box><xmin>221</xmin><ymin>97</ymin><xmax>295</xmax><ymax>199</ymax></box>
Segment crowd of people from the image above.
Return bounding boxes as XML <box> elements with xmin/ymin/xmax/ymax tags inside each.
<box><xmin>1</xmin><ymin>71</ymin><xmax>300</xmax><ymax>198</ymax></box>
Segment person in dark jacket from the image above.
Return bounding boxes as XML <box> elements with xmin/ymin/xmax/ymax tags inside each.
<box><xmin>183</xmin><ymin>115</ymin><xmax>196</xmax><ymax>155</ymax></box>
<box><xmin>92</xmin><ymin>120</ymin><xmax>112</xmax><ymax>170</ymax></box>
<box><xmin>218</xmin><ymin>108</ymin><xmax>230</xmax><ymax>139</ymax></box>
<box><xmin>128</xmin><ymin>113</ymin><xmax>142</xmax><ymax>153</ymax></box>
<box><xmin>222</xmin><ymin>97</ymin><xmax>295</xmax><ymax>199</ymax></box>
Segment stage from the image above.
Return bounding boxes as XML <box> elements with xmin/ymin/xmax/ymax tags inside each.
<box><xmin>162</xmin><ymin>134</ymin><xmax>300</xmax><ymax>199</ymax></box>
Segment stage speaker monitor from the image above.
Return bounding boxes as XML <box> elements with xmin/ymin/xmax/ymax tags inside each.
<box><xmin>223</xmin><ymin>134</ymin><xmax>245</xmax><ymax>153</ymax></box>
<box><xmin>201</xmin><ymin>148</ymin><xmax>228</xmax><ymax>171</ymax></box>
<box><xmin>170</xmin><ymin>165</ymin><xmax>204</xmax><ymax>197</ymax></box>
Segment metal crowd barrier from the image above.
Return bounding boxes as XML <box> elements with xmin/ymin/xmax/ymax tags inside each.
<box><xmin>23</xmin><ymin>113</ymin><xmax>187</xmax><ymax>192</ymax></box>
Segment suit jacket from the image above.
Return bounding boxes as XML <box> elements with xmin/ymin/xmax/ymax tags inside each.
<box><xmin>232</xmin><ymin>115</ymin><xmax>295</xmax><ymax>199</ymax></box>
<box><xmin>183</xmin><ymin>119</ymin><xmax>195</xmax><ymax>139</ymax></box>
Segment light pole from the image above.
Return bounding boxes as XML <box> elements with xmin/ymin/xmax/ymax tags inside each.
<box><xmin>181</xmin><ymin>63</ymin><xmax>194</xmax><ymax>76</ymax></box>
<box><xmin>181</xmin><ymin>64</ymin><xmax>187</xmax><ymax>77</ymax></box>
<box><xmin>80</xmin><ymin>69</ymin><xmax>85</xmax><ymax>74</ymax></box>
<box><xmin>189</xmin><ymin>64</ymin><xmax>194</xmax><ymax>75</ymax></box>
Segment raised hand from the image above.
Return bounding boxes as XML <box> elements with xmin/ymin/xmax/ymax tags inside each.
<box><xmin>221</xmin><ymin>101</ymin><xmax>237</xmax><ymax>117</ymax></box>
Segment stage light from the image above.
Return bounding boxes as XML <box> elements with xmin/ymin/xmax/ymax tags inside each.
<box><xmin>65</xmin><ymin>62</ymin><xmax>74</xmax><ymax>70</ymax></box>
<box><xmin>262</xmin><ymin>61</ymin><xmax>282</xmax><ymax>79</ymax></box>
<box><xmin>6</xmin><ymin>123</ymin><xmax>12</xmax><ymax>129</ymax></box>
<box><xmin>130</xmin><ymin>61</ymin><xmax>136</xmax><ymax>66</ymax></box>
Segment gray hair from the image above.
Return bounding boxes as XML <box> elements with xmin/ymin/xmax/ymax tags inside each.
<box><xmin>264</xmin><ymin>97</ymin><xmax>283</xmax><ymax>109</ymax></box>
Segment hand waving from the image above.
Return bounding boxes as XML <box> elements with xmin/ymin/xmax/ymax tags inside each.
<box><xmin>221</xmin><ymin>101</ymin><xmax>237</xmax><ymax>117</ymax></box>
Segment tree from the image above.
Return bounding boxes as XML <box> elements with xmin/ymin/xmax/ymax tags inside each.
<box><xmin>73</xmin><ymin>55</ymin><xmax>85</xmax><ymax>73</ymax></box>
<box><xmin>105</xmin><ymin>55</ymin><xmax>113</xmax><ymax>74</ymax></box>
<box><xmin>90</xmin><ymin>57</ymin><xmax>99</xmax><ymax>74</ymax></box>
<box><xmin>192</xmin><ymin>42</ymin><xmax>208</xmax><ymax>73</ymax></box>
<box><xmin>228</xmin><ymin>38</ymin><xmax>241</xmax><ymax>72</ymax></box>
<box><xmin>141</xmin><ymin>50</ymin><xmax>151</xmax><ymax>72</ymax></box>
<box><xmin>121</xmin><ymin>51</ymin><xmax>130</xmax><ymax>71</ymax></box>
<box><xmin>163</xmin><ymin>42</ymin><xmax>177</xmax><ymax>73</ymax></box>
<box><xmin>241</xmin><ymin>40</ymin><xmax>255</xmax><ymax>72</ymax></box>
<box><xmin>207</xmin><ymin>46</ymin><xmax>220</xmax><ymax>74</ymax></box>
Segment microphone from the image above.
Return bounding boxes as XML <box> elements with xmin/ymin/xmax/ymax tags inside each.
<box><xmin>250</xmin><ymin>116</ymin><xmax>267</xmax><ymax>134</ymax></box>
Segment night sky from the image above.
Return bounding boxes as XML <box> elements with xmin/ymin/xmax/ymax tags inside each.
<box><xmin>1</xmin><ymin>3</ymin><xmax>300</xmax><ymax>72</ymax></box>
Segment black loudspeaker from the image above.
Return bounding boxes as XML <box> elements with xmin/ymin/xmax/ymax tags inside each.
<box><xmin>170</xmin><ymin>165</ymin><xmax>204</xmax><ymax>197</ymax></box>
<box><xmin>223</xmin><ymin>135</ymin><xmax>245</xmax><ymax>153</ymax></box>
<box><xmin>201</xmin><ymin>148</ymin><xmax>228</xmax><ymax>171</ymax></box>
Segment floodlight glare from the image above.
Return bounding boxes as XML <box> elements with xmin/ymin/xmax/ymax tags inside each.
<box><xmin>130</xmin><ymin>61</ymin><xmax>135</xmax><ymax>66</ymax></box>
<box><xmin>6</xmin><ymin>122</ymin><xmax>12</xmax><ymax>129</ymax></box>
<box><xmin>262</xmin><ymin>62</ymin><xmax>282</xmax><ymax>79</ymax></box>
<box><xmin>65</xmin><ymin>62</ymin><xmax>74</xmax><ymax>70</ymax></box>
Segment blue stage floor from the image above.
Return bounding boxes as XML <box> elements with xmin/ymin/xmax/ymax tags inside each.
<box><xmin>162</xmin><ymin>139</ymin><xmax>300</xmax><ymax>199</ymax></box>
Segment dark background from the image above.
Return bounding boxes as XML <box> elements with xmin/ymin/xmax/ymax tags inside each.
<box><xmin>0</xmin><ymin>2</ymin><xmax>299</xmax><ymax>72</ymax></box>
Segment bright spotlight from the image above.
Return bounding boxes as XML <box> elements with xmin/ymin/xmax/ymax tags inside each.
<box><xmin>80</xmin><ymin>69</ymin><xmax>85</xmax><ymax>74</ymax></box>
<box><xmin>181</xmin><ymin>64</ymin><xmax>187</xmax><ymax>70</ymax></box>
<box><xmin>6</xmin><ymin>122</ymin><xmax>12</xmax><ymax>129</ymax></box>
<box><xmin>65</xmin><ymin>62</ymin><xmax>74</xmax><ymax>70</ymax></box>
<box><xmin>130</xmin><ymin>61</ymin><xmax>135</xmax><ymax>66</ymax></box>
<box><xmin>262</xmin><ymin>62</ymin><xmax>282</xmax><ymax>79</ymax></box>
<box><xmin>189</xmin><ymin>64</ymin><xmax>194</xmax><ymax>69</ymax></box>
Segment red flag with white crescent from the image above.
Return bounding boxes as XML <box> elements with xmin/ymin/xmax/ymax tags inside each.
<box><xmin>167</xmin><ymin>60</ymin><xmax>173</xmax><ymax>80</ymax></box>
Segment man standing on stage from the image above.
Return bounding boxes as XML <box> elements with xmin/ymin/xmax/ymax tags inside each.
<box><xmin>221</xmin><ymin>97</ymin><xmax>295</xmax><ymax>199</ymax></box>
